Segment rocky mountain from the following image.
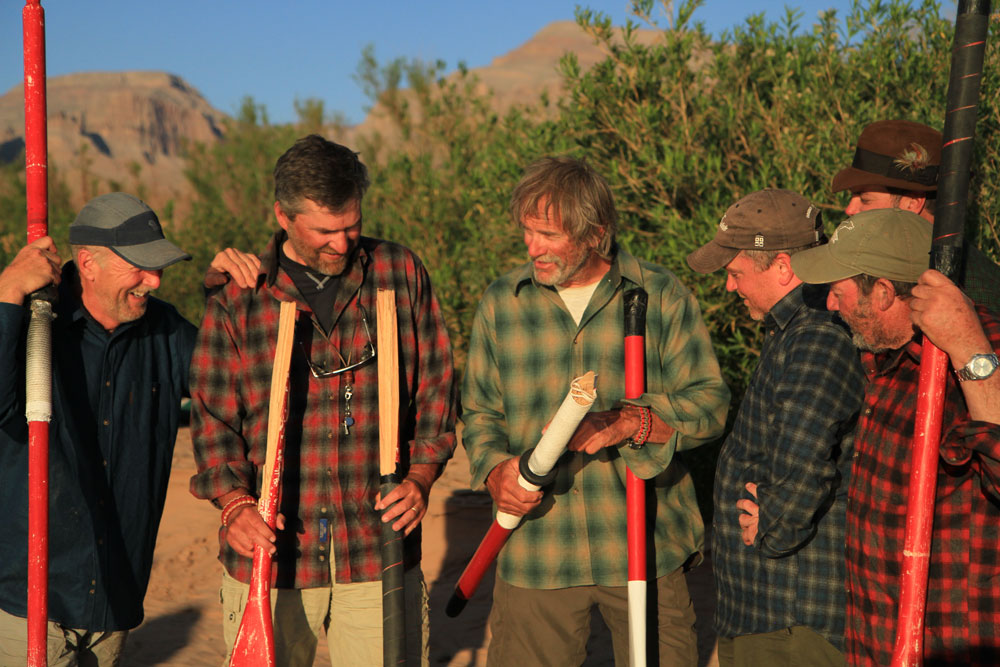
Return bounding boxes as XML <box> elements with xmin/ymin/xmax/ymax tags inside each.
<box><xmin>0</xmin><ymin>21</ymin><xmax>657</xmax><ymax>214</ymax></box>
<box><xmin>0</xmin><ymin>71</ymin><xmax>226</xmax><ymax>213</ymax></box>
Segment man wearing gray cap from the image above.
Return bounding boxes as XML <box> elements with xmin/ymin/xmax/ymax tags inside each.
<box><xmin>687</xmin><ymin>189</ymin><xmax>863</xmax><ymax>665</ymax></box>
<box><xmin>0</xmin><ymin>193</ymin><xmax>251</xmax><ymax>664</ymax></box>
<box><xmin>791</xmin><ymin>208</ymin><xmax>1000</xmax><ymax>666</ymax></box>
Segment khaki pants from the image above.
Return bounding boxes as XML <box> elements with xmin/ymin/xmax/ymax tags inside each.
<box><xmin>220</xmin><ymin>566</ymin><xmax>429</xmax><ymax>667</ymax></box>
<box><xmin>716</xmin><ymin>626</ymin><xmax>845</xmax><ymax>667</ymax></box>
<box><xmin>0</xmin><ymin>607</ymin><xmax>127</xmax><ymax>667</ymax></box>
<box><xmin>487</xmin><ymin>567</ymin><xmax>698</xmax><ymax>667</ymax></box>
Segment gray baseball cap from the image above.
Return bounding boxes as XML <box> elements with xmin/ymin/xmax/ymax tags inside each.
<box><xmin>790</xmin><ymin>208</ymin><xmax>932</xmax><ymax>284</ymax></box>
<box><xmin>686</xmin><ymin>189</ymin><xmax>824</xmax><ymax>274</ymax></box>
<box><xmin>68</xmin><ymin>193</ymin><xmax>190</xmax><ymax>270</ymax></box>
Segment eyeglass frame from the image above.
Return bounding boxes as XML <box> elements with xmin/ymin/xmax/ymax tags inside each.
<box><xmin>299</xmin><ymin>303</ymin><xmax>377</xmax><ymax>379</ymax></box>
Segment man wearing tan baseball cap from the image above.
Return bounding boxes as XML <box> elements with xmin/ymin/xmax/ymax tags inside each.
<box><xmin>687</xmin><ymin>189</ymin><xmax>864</xmax><ymax>666</ymax></box>
<box><xmin>832</xmin><ymin>119</ymin><xmax>1000</xmax><ymax>313</ymax></box>
<box><xmin>791</xmin><ymin>208</ymin><xmax>1000</xmax><ymax>666</ymax></box>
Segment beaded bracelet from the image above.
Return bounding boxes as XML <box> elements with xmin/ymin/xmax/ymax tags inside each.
<box><xmin>221</xmin><ymin>494</ymin><xmax>257</xmax><ymax>527</ymax></box>
<box><xmin>625</xmin><ymin>405</ymin><xmax>652</xmax><ymax>450</ymax></box>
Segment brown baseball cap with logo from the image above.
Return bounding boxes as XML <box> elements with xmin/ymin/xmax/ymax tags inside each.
<box><xmin>686</xmin><ymin>189</ymin><xmax>824</xmax><ymax>274</ymax></box>
<box><xmin>832</xmin><ymin>120</ymin><xmax>941</xmax><ymax>194</ymax></box>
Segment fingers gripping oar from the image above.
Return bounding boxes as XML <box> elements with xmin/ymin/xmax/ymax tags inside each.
<box><xmin>446</xmin><ymin>371</ymin><xmax>598</xmax><ymax>617</ymax></box>
<box><xmin>230</xmin><ymin>301</ymin><xmax>297</xmax><ymax>667</ymax></box>
<box><xmin>22</xmin><ymin>2</ymin><xmax>51</xmax><ymax>665</ymax></box>
<box><xmin>377</xmin><ymin>289</ymin><xmax>406</xmax><ymax>666</ymax></box>
<box><xmin>890</xmin><ymin>2</ymin><xmax>991</xmax><ymax>665</ymax></box>
<box><xmin>624</xmin><ymin>288</ymin><xmax>649</xmax><ymax>667</ymax></box>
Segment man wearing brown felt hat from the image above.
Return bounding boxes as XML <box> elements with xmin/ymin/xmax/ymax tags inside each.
<box><xmin>832</xmin><ymin>119</ymin><xmax>1000</xmax><ymax>313</ymax></box>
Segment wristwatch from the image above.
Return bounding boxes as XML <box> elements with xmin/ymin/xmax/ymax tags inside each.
<box><xmin>955</xmin><ymin>352</ymin><xmax>999</xmax><ymax>382</ymax></box>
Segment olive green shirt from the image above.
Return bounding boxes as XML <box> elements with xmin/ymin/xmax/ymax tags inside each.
<box><xmin>461</xmin><ymin>247</ymin><xmax>729</xmax><ymax>589</ymax></box>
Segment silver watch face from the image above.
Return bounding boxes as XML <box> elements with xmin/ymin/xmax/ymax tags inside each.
<box><xmin>970</xmin><ymin>354</ymin><xmax>998</xmax><ymax>378</ymax></box>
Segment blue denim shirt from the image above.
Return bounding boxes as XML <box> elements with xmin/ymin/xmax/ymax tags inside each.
<box><xmin>712</xmin><ymin>284</ymin><xmax>864</xmax><ymax>649</ymax></box>
<box><xmin>0</xmin><ymin>263</ymin><xmax>196</xmax><ymax>631</ymax></box>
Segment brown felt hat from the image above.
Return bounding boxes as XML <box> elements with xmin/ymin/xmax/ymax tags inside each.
<box><xmin>686</xmin><ymin>189</ymin><xmax>824</xmax><ymax>274</ymax></box>
<box><xmin>832</xmin><ymin>120</ymin><xmax>941</xmax><ymax>194</ymax></box>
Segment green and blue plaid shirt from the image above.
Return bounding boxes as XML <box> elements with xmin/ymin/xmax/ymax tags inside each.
<box><xmin>461</xmin><ymin>247</ymin><xmax>729</xmax><ymax>589</ymax></box>
<box><xmin>712</xmin><ymin>285</ymin><xmax>864</xmax><ymax>649</ymax></box>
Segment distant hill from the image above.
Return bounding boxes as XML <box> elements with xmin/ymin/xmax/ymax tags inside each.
<box><xmin>0</xmin><ymin>71</ymin><xmax>226</xmax><ymax>214</ymax></box>
<box><xmin>0</xmin><ymin>21</ymin><xmax>657</xmax><ymax>214</ymax></box>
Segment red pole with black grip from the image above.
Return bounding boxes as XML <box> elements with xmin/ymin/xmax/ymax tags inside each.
<box><xmin>624</xmin><ymin>288</ymin><xmax>648</xmax><ymax>667</ymax></box>
<box><xmin>890</xmin><ymin>2</ymin><xmax>991</xmax><ymax>665</ymax></box>
<box><xmin>23</xmin><ymin>2</ymin><xmax>50</xmax><ymax>664</ymax></box>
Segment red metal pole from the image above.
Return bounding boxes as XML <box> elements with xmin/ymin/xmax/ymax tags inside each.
<box><xmin>23</xmin><ymin>2</ymin><xmax>49</xmax><ymax>665</ymax></box>
<box><xmin>624</xmin><ymin>288</ymin><xmax>648</xmax><ymax>667</ymax></box>
<box><xmin>890</xmin><ymin>2</ymin><xmax>991</xmax><ymax>665</ymax></box>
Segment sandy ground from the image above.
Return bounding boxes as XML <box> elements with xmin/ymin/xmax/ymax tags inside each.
<box><xmin>123</xmin><ymin>428</ymin><xmax>718</xmax><ymax>666</ymax></box>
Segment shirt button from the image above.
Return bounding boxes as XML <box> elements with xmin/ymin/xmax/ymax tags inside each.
<box><xmin>319</xmin><ymin>555</ymin><xmax>326</xmax><ymax>562</ymax></box>
<box><xmin>89</xmin><ymin>589</ymin><xmax>95</xmax><ymax>595</ymax></box>
<box><xmin>103</xmin><ymin>419</ymin><xmax>110</xmax><ymax>426</ymax></box>
<box><xmin>105</xmin><ymin>380</ymin><xmax>111</xmax><ymax>387</ymax></box>
<box><xmin>864</xmin><ymin>408</ymin><xmax>872</xmax><ymax>416</ymax></box>
<box><xmin>103</xmin><ymin>460</ymin><xmax>108</xmax><ymax>467</ymax></box>
<box><xmin>321</xmin><ymin>507</ymin><xmax>328</xmax><ymax>513</ymax></box>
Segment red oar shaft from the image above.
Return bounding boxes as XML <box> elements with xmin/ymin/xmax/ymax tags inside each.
<box><xmin>890</xmin><ymin>2</ymin><xmax>990</xmax><ymax>665</ymax></box>
<box><xmin>624</xmin><ymin>289</ymin><xmax>648</xmax><ymax>667</ymax></box>
<box><xmin>23</xmin><ymin>2</ymin><xmax>49</xmax><ymax>665</ymax></box>
<box><xmin>230</xmin><ymin>302</ymin><xmax>296</xmax><ymax>667</ymax></box>
<box><xmin>446</xmin><ymin>373</ymin><xmax>597</xmax><ymax>617</ymax></box>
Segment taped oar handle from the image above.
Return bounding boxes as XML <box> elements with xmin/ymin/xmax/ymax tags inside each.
<box><xmin>379</xmin><ymin>473</ymin><xmax>406</xmax><ymax>666</ymax></box>
<box><xmin>446</xmin><ymin>372</ymin><xmax>597</xmax><ymax>616</ymax></box>
<box><xmin>891</xmin><ymin>3</ymin><xmax>991</xmax><ymax>666</ymax></box>
<box><xmin>518</xmin><ymin>446</ymin><xmax>559</xmax><ymax>487</ymax></box>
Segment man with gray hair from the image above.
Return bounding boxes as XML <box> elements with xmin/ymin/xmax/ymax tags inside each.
<box><xmin>687</xmin><ymin>189</ymin><xmax>864</xmax><ymax>665</ymax></box>
<box><xmin>792</xmin><ymin>208</ymin><xmax>1000</xmax><ymax>665</ymax></box>
<box><xmin>0</xmin><ymin>193</ymin><xmax>244</xmax><ymax>664</ymax></box>
<box><xmin>462</xmin><ymin>156</ymin><xmax>729</xmax><ymax>665</ymax></box>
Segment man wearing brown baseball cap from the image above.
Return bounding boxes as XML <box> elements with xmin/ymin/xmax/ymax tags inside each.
<box><xmin>791</xmin><ymin>208</ymin><xmax>1000</xmax><ymax>666</ymax></box>
<box><xmin>832</xmin><ymin>119</ymin><xmax>1000</xmax><ymax>313</ymax></box>
<box><xmin>687</xmin><ymin>189</ymin><xmax>864</xmax><ymax>666</ymax></box>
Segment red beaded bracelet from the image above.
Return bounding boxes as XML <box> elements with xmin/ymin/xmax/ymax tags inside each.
<box><xmin>221</xmin><ymin>494</ymin><xmax>257</xmax><ymax>527</ymax></box>
<box><xmin>625</xmin><ymin>405</ymin><xmax>652</xmax><ymax>449</ymax></box>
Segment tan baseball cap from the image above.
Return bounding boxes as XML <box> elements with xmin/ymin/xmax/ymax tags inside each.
<box><xmin>686</xmin><ymin>189</ymin><xmax>824</xmax><ymax>274</ymax></box>
<box><xmin>790</xmin><ymin>208</ymin><xmax>932</xmax><ymax>284</ymax></box>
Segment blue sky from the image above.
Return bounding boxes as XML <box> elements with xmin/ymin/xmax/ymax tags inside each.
<box><xmin>3</xmin><ymin>0</ymin><xmax>862</xmax><ymax>125</ymax></box>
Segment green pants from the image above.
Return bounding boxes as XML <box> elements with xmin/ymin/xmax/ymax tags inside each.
<box><xmin>487</xmin><ymin>567</ymin><xmax>698</xmax><ymax>667</ymax></box>
<box><xmin>0</xmin><ymin>607</ymin><xmax>127</xmax><ymax>667</ymax></box>
<box><xmin>717</xmin><ymin>626</ymin><xmax>845</xmax><ymax>667</ymax></box>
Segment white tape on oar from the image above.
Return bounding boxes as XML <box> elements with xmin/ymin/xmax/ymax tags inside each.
<box><xmin>498</xmin><ymin>371</ymin><xmax>597</xmax><ymax>530</ymax></box>
<box><xmin>24</xmin><ymin>299</ymin><xmax>54</xmax><ymax>422</ymax></box>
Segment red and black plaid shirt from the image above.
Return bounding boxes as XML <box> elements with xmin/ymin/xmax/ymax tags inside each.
<box><xmin>846</xmin><ymin>306</ymin><xmax>1000</xmax><ymax>666</ymax></box>
<box><xmin>189</xmin><ymin>232</ymin><xmax>456</xmax><ymax>589</ymax></box>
